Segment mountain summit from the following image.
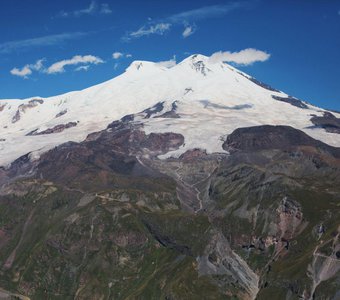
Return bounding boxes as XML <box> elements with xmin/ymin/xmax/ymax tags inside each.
<box><xmin>1</xmin><ymin>54</ymin><xmax>339</xmax><ymax>167</ymax></box>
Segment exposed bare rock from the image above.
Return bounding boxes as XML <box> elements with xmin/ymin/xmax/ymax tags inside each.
<box><xmin>24</xmin><ymin>122</ymin><xmax>184</xmax><ymax>191</ymax></box>
<box><xmin>26</xmin><ymin>122</ymin><xmax>78</xmax><ymax>136</ymax></box>
<box><xmin>310</xmin><ymin>112</ymin><xmax>340</xmax><ymax>134</ymax></box>
<box><xmin>0</xmin><ymin>103</ymin><xmax>6</xmax><ymax>112</ymax></box>
<box><xmin>268</xmin><ymin>196</ymin><xmax>307</xmax><ymax>257</ymax></box>
<box><xmin>189</xmin><ymin>55</ymin><xmax>212</xmax><ymax>76</ymax></box>
<box><xmin>103</xmin><ymin>118</ymin><xmax>184</xmax><ymax>157</ymax></box>
<box><xmin>55</xmin><ymin>109</ymin><xmax>67</xmax><ymax>118</ymax></box>
<box><xmin>179</xmin><ymin>148</ymin><xmax>207</xmax><ymax>160</ymax></box>
<box><xmin>184</xmin><ymin>87</ymin><xmax>193</xmax><ymax>95</ymax></box>
<box><xmin>198</xmin><ymin>231</ymin><xmax>259</xmax><ymax>300</ymax></box>
<box><xmin>277</xmin><ymin>197</ymin><xmax>304</xmax><ymax>240</ymax></box>
<box><xmin>223</xmin><ymin>125</ymin><xmax>340</xmax><ymax>158</ymax></box>
<box><xmin>157</xmin><ymin>110</ymin><xmax>180</xmax><ymax>118</ymax></box>
<box><xmin>142</xmin><ymin>102</ymin><xmax>164</xmax><ymax>118</ymax></box>
<box><xmin>155</xmin><ymin>101</ymin><xmax>180</xmax><ymax>118</ymax></box>
<box><xmin>11</xmin><ymin>99</ymin><xmax>44</xmax><ymax>123</ymax></box>
<box><xmin>272</xmin><ymin>95</ymin><xmax>309</xmax><ymax>109</ymax></box>
<box><xmin>144</xmin><ymin>132</ymin><xmax>184</xmax><ymax>153</ymax></box>
<box><xmin>12</xmin><ymin>110</ymin><xmax>21</xmax><ymax>123</ymax></box>
<box><xmin>237</xmin><ymin>72</ymin><xmax>280</xmax><ymax>92</ymax></box>
<box><xmin>308</xmin><ymin>227</ymin><xmax>340</xmax><ymax>299</ymax></box>
<box><xmin>247</xmin><ymin>77</ymin><xmax>280</xmax><ymax>92</ymax></box>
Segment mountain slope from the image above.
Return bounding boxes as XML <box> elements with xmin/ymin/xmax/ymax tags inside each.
<box><xmin>0</xmin><ymin>118</ymin><xmax>339</xmax><ymax>299</ymax></box>
<box><xmin>0</xmin><ymin>54</ymin><xmax>339</xmax><ymax>300</ymax></box>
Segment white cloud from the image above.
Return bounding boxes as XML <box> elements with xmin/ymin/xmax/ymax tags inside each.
<box><xmin>0</xmin><ymin>32</ymin><xmax>89</xmax><ymax>54</ymax></box>
<box><xmin>112</xmin><ymin>52</ymin><xmax>132</xmax><ymax>59</ymax></box>
<box><xmin>127</xmin><ymin>23</ymin><xmax>171</xmax><ymax>40</ymax></box>
<box><xmin>182</xmin><ymin>25</ymin><xmax>196</xmax><ymax>38</ymax></box>
<box><xmin>100</xmin><ymin>3</ymin><xmax>112</xmax><ymax>14</ymax></box>
<box><xmin>156</xmin><ymin>56</ymin><xmax>177</xmax><ymax>68</ymax></box>
<box><xmin>74</xmin><ymin>1</ymin><xmax>97</xmax><ymax>16</ymax></box>
<box><xmin>31</xmin><ymin>59</ymin><xmax>45</xmax><ymax>71</ymax></box>
<box><xmin>209</xmin><ymin>48</ymin><xmax>271</xmax><ymax>66</ymax></box>
<box><xmin>124</xmin><ymin>3</ymin><xmax>251</xmax><ymax>41</ymax></box>
<box><xmin>57</xmin><ymin>1</ymin><xmax>112</xmax><ymax>18</ymax></box>
<box><xmin>10</xmin><ymin>58</ymin><xmax>45</xmax><ymax>78</ymax></box>
<box><xmin>46</xmin><ymin>55</ymin><xmax>104</xmax><ymax>74</ymax></box>
<box><xmin>167</xmin><ymin>3</ymin><xmax>246</xmax><ymax>24</ymax></box>
<box><xmin>112</xmin><ymin>52</ymin><xmax>123</xmax><ymax>59</ymax></box>
<box><xmin>10</xmin><ymin>66</ymin><xmax>32</xmax><ymax>78</ymax></box>
<box><xmin>10</xmin><ymin>55</ymin><xmax>104</xmax><ymax>77</ymax></box>
<box><xmin>75</xmin><ymin>65</ymin><xmax>90</xmax><ymax>72</ymax></box>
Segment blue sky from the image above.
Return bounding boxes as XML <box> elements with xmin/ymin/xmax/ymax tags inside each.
<box><xmin>0</xmin><ymin>0</ymin><xmax>339</xmax><ymax>110</ymax></box>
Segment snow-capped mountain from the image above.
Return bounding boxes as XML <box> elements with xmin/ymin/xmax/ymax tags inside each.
<box><xmin>1</xmin><ymin>54</ymin><xmax>340</xmax><ymax>300</ymax></box>
<box><xmin>0</xmin><ymin>54</ymin><xmax>339</xmax><ymax>167</ymax></box>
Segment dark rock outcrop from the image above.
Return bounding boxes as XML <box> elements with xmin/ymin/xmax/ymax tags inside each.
<box><xmin>12</xmin><ymin>99</ymin><xmax>44</xmax><ymax>123</ymax></box>
<box><xmin>142</xmin><ymin>102</ymin><xmax>164</xmax><ymax>118</ymax></box>
<box><xmin>310</xmin><ymin>112</ymin><xmax>340</xmax><ymax>134</ymax></box>
<box><xmin>0</xmin><ymin>103</ymin><xmax>6</xmax><ymax>112</ymax></box>
<box><xmin>156</xmin><ymin>101</ymin><xmax>180</xmax><ymax>118</ymax></box>
<box><xmin>238</xmin><ymin>72</ymin><xmax>280</xmax><ymax>92</ymax></box>
<box><xmin>272</xmin><ymin>95</ymin><xmax>308</xmax><ymax>109</ymax></box>
<box><xmin>27</xmin><ymin>122</ymin><xmax>78</xmax><ymax>136</ymax></box>
<box><xmin>55</xmin><ymin>109</ymin><xmax>67</xmax><ymax>118</ymax></box>
<box><xmin>223</xmin><ymin>125</ymin><xmax>340</xmax><ymax>158</ymax></box>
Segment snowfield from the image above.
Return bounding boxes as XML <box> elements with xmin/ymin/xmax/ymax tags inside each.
<box><xmin>0</xmin><ymin>54</ymin><xmax>339</xmax><ymax>167</ymax></box>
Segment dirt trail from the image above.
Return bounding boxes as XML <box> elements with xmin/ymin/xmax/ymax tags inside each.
<box><xmin>308</xmin><ymin>229</ymin><xmax>340</xmax><ymax>299</ymax></box>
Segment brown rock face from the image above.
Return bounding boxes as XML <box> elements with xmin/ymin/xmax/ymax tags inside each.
<box><xmin>223</xmin><ymin>125</ymin><xmax>340</xmax><ymax>158</ymax></box>
<box><xmin>0</xmin><ymin>103</ymin><xmax>6</xmax><ymax>112</ymax></box>
<box><xmin>277</xmin><ymin>197</ymin><xmax>304</xmax><ymax>240</ymax></box>
<box><xmin>27</xmin><ymin>122</ymin><xmax>78</xmax><ymax>136</ymax></box>
<box><xmin>31</xmin><ymin>120</ymin><xmax>184</xmax><ymax>190</ymax></box>
<box><xmin>179</xmin><ymin>148</ymin><xmax>207</xmax><ymax>160</ymax></box>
